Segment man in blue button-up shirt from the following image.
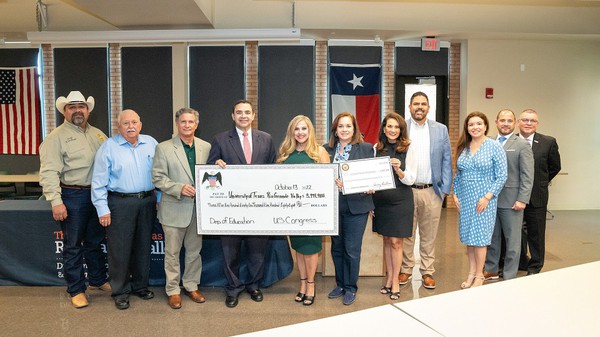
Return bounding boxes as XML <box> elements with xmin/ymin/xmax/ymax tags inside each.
<box><xmin>92</xmin><ymin>109</ymin><xmax>158</xmax><ymax>310</ymax></box>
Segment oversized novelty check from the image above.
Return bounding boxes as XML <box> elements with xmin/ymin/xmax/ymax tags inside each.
<box><xmin>339</xmin><ymin>156</ymin><xmax>396</xmax><ymax>195</ymax></box>
<box><xmin>195</xmin><ymin>164</ymin><xmax>339</xmax><ymax>235</ymax></box>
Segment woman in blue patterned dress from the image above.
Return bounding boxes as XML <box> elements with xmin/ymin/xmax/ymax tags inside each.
<box><xmin>277</xmin><ymin>115</ymin><xmax>330</xmax><ymax>306</ymax></box>
<box><xmin>453</xmin><ymin>112</ymin><xmax>507</xmax><ymax>288</ymax></box>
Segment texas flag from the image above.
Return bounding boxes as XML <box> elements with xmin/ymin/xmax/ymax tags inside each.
<box><xmin>330</xmin><ymin>64</ymin><xmax>381</xmax><ymax>145</ymax></box>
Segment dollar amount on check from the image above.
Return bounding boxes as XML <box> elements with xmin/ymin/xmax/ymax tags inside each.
<box><xmin>195</xmin><ymin>164</ymin><xmax>339</xmax><ymax>235</ymax></box>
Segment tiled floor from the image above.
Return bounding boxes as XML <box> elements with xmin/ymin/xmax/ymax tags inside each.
<box><xmin>0</xmin><ymin>209</ymin><xmax>598</xmax><ymax>337</ymax></box>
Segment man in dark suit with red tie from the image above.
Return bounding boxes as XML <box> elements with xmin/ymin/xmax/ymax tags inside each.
<box><xmin>207</xmin><ymin>100</ymin><xmax>276</xmax><ymax>308</ymax></box>
<box><xmin>517</xmin><ymin>109</ymin><xmax>561</xmax><ymax>275</ymax></box>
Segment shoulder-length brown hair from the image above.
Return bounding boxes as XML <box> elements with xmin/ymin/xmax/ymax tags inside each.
<box><xmin>455</xmin><ymin>111</ymin><xmax>489</xmax><ymax>165</ymax></box>
<box><xmin>327</xmin><ymin>112</ymin><xmax>364</xmax><ymax>148</ymax></box>
<box><xmin>376</xmin><ymin>112</ymin><xmax>410</xmax><ymax>154</ymax></box>
<box><xmin>277</xmin><ymin>115</ymin><xmax>321</xmax><ymax>163</ymax></box>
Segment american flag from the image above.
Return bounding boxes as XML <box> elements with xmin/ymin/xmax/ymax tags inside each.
<box><xmin>330</xmin><ymin>63</ymin><xmax>381</xmax><ymax>145</ymax></box>
<box><xmin>0</xmin><ymin>67</ymin><xmax>41</xmax><ymax>155</ymax></box>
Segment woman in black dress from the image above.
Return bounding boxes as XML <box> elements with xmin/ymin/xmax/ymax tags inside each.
<box><xmin>372</xmin><ymin>112</ymin><xmax>416</xmax><ymax>300</ymax></box>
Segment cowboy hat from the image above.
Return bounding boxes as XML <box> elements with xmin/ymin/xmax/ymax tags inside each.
<box><xmin>55</xmin><ymin>91</ymin><xmax>95</xmax><ymax>114</ymax></box>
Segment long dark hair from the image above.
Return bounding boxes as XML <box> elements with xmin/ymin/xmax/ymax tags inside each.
<box><xmin>455</xmin><ymin>111</ymin><xmax>489</xmax><ymax>165</ymax></box>
<box><xmin>375</xmin><ymin>112</ymin><xmax>410</xmax><ymax>153</ymax></box>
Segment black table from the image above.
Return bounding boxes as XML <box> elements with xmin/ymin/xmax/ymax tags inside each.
<box><xmin>0</xmin><ymin>200</ymin><xmax>293</xmax><ymax>287</ymax></box>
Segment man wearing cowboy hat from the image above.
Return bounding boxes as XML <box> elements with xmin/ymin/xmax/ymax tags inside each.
<box><xmin>39</xmin><ymin>91</ymin><xmax>111</xmax><ymax>309</ymax></box>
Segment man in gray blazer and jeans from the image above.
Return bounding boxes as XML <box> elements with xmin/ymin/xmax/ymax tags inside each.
<box><xmin>484</xmin><ymin>109</ymin><xmax>534</xmax><ymax>280</ymax></box>
<box><xmin>152</xmin><ymin>108</ymin><xmax>211</xmax><ymax>309</ymax></box>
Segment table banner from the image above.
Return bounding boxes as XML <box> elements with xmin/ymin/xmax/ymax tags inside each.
<box><xmin>0</xmin><ymin>200</ymin><xmax>292</xmax><ymax>287</ymax></box>
<box><xmin>195</xmin><ymin>164</ymin><xmax>339</xmax><ymax>235</ymax></box>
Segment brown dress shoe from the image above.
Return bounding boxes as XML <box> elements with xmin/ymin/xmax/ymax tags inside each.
<box><xmin>168</xmin><ymin>294</ymin><xmax>182</xmax><ymax>309</ymax></box>
<box><xmin>88</xmin><ymin>282</ymin><xmax>112</xmax><ymax>291</ymax></box>
<box><xmin>184</xmin><ymin>289</ymin><xmax>206</xmax><ymax>303</ymax></box>
<box><xmin>71</xmin><ymin>293</ymin><xmax>89</xmax><ymax>309</ymax></box>
<box><xmin>483</xmin><ymin>271</ymin><xmax>500</xmax><ymax>280</ymax></box>
<box><xmin>398</xmin><ymin>273</ymin><xmax>412</xmax><ymax>285</ymax></box>
<box><xmin>422</xmin><ymin>274</ymin><xmax>436</xmax><ymax>289</ymax></box>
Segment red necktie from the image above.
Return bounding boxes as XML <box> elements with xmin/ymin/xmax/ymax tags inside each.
<box><xmin>243</xmin><ymin>131</ymin><xmax>252</xmax><ymax>164</ymax></box>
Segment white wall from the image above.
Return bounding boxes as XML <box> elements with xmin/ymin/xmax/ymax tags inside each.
<box><xmin>463</xmin><ymin>39</ymin><xmax>600</xmax><ymax>210</ymax></box>
<box><xmin>172</xmin><ymin>43</ymin><xmax>188</xmax><ymax>137</ymax></box>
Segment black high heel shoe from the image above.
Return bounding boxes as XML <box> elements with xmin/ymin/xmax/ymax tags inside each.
<box><xmin>303</xmin><ymin>281</ymin><xmax>315</xmax><ymax>306</ymax></box>
<box><xmin>295</xmin><ymin>278</ymin><xmax>307</xmax><ymax>302</ymax></box>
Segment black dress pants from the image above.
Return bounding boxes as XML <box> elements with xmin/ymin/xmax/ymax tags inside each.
<box><xmin>106</xmin><ymin>193</ymin><xmax>156</xmax><ymax>299</ymax></box>
<box><xmin>520</xmin><ymin>206</ymin><xmax>547</xmax><ymax>274</ymax></box>
<box><xmin>221</xmin><ymin>235</ymin><xmax>269</xmax><ymax>297</ymax></box>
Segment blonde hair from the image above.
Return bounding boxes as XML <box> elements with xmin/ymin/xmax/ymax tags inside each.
<box><xmin>277</xmin><ymin>115</ymin><xmax>321</xmax><ymax>163</ymax></box>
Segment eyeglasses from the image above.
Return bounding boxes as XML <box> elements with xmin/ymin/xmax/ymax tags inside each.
<box><xmin>520</xmin><ymin>118</ymin><xmax>538</xmax><ymax>124</ymax></box>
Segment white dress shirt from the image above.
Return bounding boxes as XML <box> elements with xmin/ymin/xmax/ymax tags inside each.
<box><xmin>409</xmin><ymin>118</ymin><xmax>433</xmax><ymax>185</ymax></box>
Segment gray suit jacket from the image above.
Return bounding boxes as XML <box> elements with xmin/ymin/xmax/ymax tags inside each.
<box><xmin>152</xmin><ymin>135</ymin><xmax>211</xmax><ymax>228</ymax></box>
<box><xmin>497</xmin><ymin>134</ymin><xmax>534</xmax><ymax>209</ymax></box>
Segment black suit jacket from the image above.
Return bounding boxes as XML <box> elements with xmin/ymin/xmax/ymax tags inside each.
<box><xmin>324</xmin><ymin>141</ymin><xmax>375</xmax><ymax>214</ymax></box>
<box><xmin>207</xmin><ymin>128</ymin><xmax>276</xmax><ymax>165</ymax></box>
<box><xmin>521</xmin><ymin>132</ymin><xmax>561</xmax><ymax>208</ymax></box>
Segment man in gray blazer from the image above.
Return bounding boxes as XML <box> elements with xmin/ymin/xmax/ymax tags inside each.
<box><xmin>484</xmin><ymin>109</ymin><xmax>534</xmax><ymax>280</ymax></box>
<box><xmin>152</xmin><ymin>108</ymin><xmax>211</xmax><ymax>309</ymax></box>
<box><xmin>400</xmin><ymin>91</ymin><xmax>453</xmax><ymax>289</ymax></box>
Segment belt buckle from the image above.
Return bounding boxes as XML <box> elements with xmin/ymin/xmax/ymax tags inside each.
<box><xmin>136</xmin><ymin>192</ymin><xmax>144</xmax><ymax>198</ymax></box>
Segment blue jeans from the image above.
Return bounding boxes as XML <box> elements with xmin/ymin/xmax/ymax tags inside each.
<box><xmin>331</xmin><ymin>198</ymin><xmax>368</xmax><ymax>293</ymax></box>
<box><xmin>60</xmin><ymin>188</ymin><xmax>108</xmax><ymax>296</ymax></box>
